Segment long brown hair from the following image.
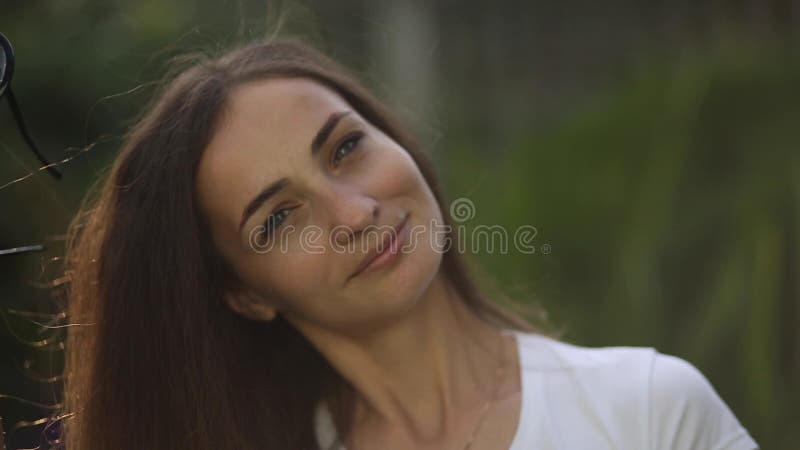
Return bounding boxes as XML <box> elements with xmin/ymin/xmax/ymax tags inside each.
<box><xmin>62</xmin><ymin>37</ymin><xmax>542</xmax><ymax>450</ymax></box>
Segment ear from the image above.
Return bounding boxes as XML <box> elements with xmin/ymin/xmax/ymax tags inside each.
<box><xmin>223</xmin><ymin>287</ymin><xmax>278</xmax><ymax>322</ymax></box>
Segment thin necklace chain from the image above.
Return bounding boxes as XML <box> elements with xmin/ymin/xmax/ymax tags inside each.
<box><xmin>462</xmin><ymin>333</ymin><xmax>509</xmax><ymax>450</ymax></box>
<box><xmin>338</xmin><ymin>333</ymin><xmax>511</xmax><ymax>450</ymax></box>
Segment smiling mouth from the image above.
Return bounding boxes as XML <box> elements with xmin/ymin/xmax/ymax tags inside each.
<box><xmin>348</xmin><ymin>213</ymin><xmax>409</xmax><ymax>280</ymax></box>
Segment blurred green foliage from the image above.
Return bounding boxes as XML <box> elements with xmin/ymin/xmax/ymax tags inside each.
<box><xmin>447</xmin><ymin>41</ymin><xmax>799</xmax><ymax>449</ymax></box>
<box><xmin>0</xmin><ymin>1</ymin><xmax>797</xmax><ymax>449</ymax></box>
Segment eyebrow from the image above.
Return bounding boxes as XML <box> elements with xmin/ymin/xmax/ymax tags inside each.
<box><xmin>237</xmin><ymin>110</ymin><xmax>352</xmax><ymax>233</ymax></box>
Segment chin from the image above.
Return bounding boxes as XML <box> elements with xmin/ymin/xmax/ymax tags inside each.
<box><xmin>389</xmin><ymin>245</ymin><xmax>443</xmax><ymax>308</ymax></box>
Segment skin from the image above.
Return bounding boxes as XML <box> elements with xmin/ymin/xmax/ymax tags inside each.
<box><xmin>195</xmin><ymin>77</ymin><xmax>521</xmax><ymax>449</ymax></box>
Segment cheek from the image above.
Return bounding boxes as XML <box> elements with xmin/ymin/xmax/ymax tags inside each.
<box><xmin>239</xmin><ymin>249</ymin><xmax>331</xmax><ymax>311</ymax></box>
<box><xmin>367</xmin><ymin>145</ymin><xmax>430</xmax><ymax>201</ymax></box>
<box><xmin>389</xmin><ymin>150</ymin><xmax>444</xmax><ymax>223</ymax></box>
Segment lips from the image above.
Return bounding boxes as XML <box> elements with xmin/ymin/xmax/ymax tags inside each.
<box><xmin>348</xmin><ymin>214</ymin><xmax>409</xmax><ymax>280</ymax></box>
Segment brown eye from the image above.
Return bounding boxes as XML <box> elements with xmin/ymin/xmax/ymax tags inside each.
<box><xmin>332</xmin><ymin>132</ymin><xmax>363</xmax><ymax>167</ymax></box>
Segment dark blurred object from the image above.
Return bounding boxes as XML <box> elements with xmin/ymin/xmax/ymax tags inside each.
<box><xmin>0</xmin><ymin>245</ymin><xmax>45</xmax><ymax>256</ymax></box>
<box><xmin>0</xmin><ymin>32</ymin><xmax>61</xmax><ymax>180</ymax></box>
<box><xmin>0</xmin><ymin>33</ymin><xmax>52</xmax><ymax>257</ymax></box>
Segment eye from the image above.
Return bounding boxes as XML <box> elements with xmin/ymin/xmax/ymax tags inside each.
<box><xmin>260</xmin><ymin>207</ymin><xmax>292</xmax><ymax>241</ymax></box>
<box><xmin>331</xmin><ymin>132</ymin><xmax>364</xmax><ymax>167</ymax></box>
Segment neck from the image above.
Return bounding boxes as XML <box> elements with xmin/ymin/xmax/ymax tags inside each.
<box><xmin>286</xmin><ymin>270</ymin><xmax>517</xmax><ymax>444</ymax></box>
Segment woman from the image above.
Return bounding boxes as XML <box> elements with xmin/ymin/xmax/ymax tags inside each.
<box><xmin>61</xmin><ymin>38</ymin><xmax>758</xmax><ymax>450</ymax></box>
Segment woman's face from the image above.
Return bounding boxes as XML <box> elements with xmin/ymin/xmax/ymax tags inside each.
<box><xmin>196</xmin><ymin>77</ymin><xmax>444</xmax><ymax>333</ymax></box>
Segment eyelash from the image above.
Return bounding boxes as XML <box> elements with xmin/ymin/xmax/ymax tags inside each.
<box><xmin>259</xmin><ymin>132</ymin><xmax>365</xmax><ymax>242</ymax></box>
<box><xmin>332</xmin><ymin>132</ymin><xmax>364</xmax><ymax>167</ymax></box>
<box><xmin>259</xmin><ymin>208</ymin><xmax>291</xmax><ymax>242</ymax></box>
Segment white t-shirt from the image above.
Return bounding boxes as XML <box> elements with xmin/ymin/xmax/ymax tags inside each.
<box><xmin>315</xmin><ymin>329</ymin><xmax>759</xmax><ymax>450</ymax></box>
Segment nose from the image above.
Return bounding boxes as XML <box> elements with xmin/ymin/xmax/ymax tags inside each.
<box><xmin>320</xmin><ymin>182</ymin><xmax>379</xmax><ymax>247</ymax></box>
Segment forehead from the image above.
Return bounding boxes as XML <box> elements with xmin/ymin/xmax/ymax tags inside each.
<box><xmin>196</xmin><ymin>77</ymin><xmax>351</xmax><ymax>233</ymax></box>
<box><xmin>226</xmin><ymin>77</ymin><xmax>349</xmax><ymax>130</ymax></box>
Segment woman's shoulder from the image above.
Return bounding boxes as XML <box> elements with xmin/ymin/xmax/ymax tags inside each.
<box><xmin>512</xmin><ymin>329</ymin><xmax>660</xmax><ymax>375</ymax></box>
<box><xmin>509</xmin><ymin>330</ymin><xmax>759</xmax><ymax>450</ymax></box>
